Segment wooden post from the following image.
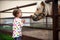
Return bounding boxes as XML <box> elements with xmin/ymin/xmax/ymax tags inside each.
<box><xmin>52</xmin><ymin>0</ymin><xmax>58</xmax><ymax>40</ymax></box>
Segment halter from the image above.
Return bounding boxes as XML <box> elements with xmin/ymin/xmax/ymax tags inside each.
<box><xmin>34</xmin><ymin>5</ymin><xmax>45</xmax><ymax>18</ymax></box>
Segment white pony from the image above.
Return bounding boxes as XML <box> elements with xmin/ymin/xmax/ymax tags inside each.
<box><xmin>31</xmin><ymin>0</ymin><xmax>60</xmax><ymax>21</ymax></box>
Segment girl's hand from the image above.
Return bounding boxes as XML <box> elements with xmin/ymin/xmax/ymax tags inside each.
<box><xmin>21</xmin><ymin>19</ymin><xmax>25</xmax><ymax>23</ymax></box>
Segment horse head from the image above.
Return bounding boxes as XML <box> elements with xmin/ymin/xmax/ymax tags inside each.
<box><xmin>31</xmin><ymin>1</ymin><xmax>46</xmax><ymax>21</ymax></box>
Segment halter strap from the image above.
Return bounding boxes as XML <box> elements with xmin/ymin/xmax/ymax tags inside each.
<box><xmin>34</xmin><ymin>5</ymin><xmax>45</xmax><ymax>17</ymax></box>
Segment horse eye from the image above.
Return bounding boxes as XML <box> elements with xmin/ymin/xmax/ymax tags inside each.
<box><xmin>37</xmin><ymin>8</ymin><xmax>41</xmax><ymax>11</ymax></box>
<box><xmin>37</xmin><ymin>8</ymin><xmax>39</xmax><ymax>10</ymax></box>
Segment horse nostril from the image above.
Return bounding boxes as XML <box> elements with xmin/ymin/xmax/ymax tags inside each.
<box><xmin>30</xmin><ymin>15</ymin><xmax>34</xmax><ymax>18</ymax></box>
<box><xmin>31</xmin><ymin>15</ymin><xmax>32</xmax><ymax>17</ymax></box>
<box><xmin>30</xmin><ymin>15</ymin><xmax>33</xmax><ymax>18</ymax></box>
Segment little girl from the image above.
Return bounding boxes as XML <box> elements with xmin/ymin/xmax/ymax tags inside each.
<box><xmin>12</xmin><ymin>9</ymin><xmax>25</xmax><ymax>40</ymax></box>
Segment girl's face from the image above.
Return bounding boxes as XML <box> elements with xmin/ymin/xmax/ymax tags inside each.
<box><xmin>17</xmin><ymin>10</ymin><xmax>22</xmax><ymax>18</ymax></box>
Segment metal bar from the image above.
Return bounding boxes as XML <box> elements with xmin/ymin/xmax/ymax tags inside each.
<box><xmin>46</xmin><ymin>16</ymin><xmax>48</xmax><ymax>29</ymax></box>
<box><xmin>52</xmin><ymin>0</ymin><xmax>58</xmax><ymax>40</ymax></box>
<box><xmin>0</xmin><ymin>16</ymin><xmax>31</xmax><ymax>19</ymax></box>
<box><xmin>0</xmin><ymin>12</ymin><xmax>34</xmax><ymax>13</ymax></box>
<box><xmin>0</xmin><ymin>3</ymin><xmax>36</xmax><ymax>13</ymax></box>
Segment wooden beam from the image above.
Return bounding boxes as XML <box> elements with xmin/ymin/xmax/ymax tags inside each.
<box><xmin>52</xmin><ymin>0</ymin><xmax>59</xmax><ymax>40</ymax></box>
<box><xmin>0</xmin><ymin>3</ymin><xmax>36</xmax><ymax>13</ymax></box>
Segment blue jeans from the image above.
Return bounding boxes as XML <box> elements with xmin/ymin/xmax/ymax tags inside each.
<box><xmin>14</xmin><ymin>36</ymin><xmax>21</xmax><ymax>40</ymax></box>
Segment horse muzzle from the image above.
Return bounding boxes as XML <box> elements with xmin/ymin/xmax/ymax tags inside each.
<box><xmin>30</xmin><ymin>15</ymin><xmax>41</xmax><ymax>21</ymax></box>
<box><xmin>31</xmin><ymin>13</ymin><xmax>45</xmax><ymax>21</ymax></box>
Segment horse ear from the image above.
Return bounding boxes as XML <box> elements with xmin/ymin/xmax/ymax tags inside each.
<box><xmin>45</xmin><ymin>0</ymin><xmax>52</xmax><ymax>3</ymax></box>
<box><xmin>41</xmin><ymin>1</ymin><xmax>45</xmax><ymax>7</ymax></box>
